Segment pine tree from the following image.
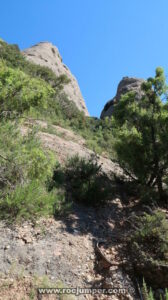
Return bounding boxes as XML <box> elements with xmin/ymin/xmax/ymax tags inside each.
<box><xmin>112</xmin><ymin>67</ymin><xmax>168</xmax><ymax>201</ymax></box>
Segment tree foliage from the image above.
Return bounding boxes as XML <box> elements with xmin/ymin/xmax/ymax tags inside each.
<box><xmin>0</xmin><ymin>60</ymin><xmax>55</xmax><ymax>115</ymax></box>
<box><xmin>112</xmin><ymin>67</ymin><xmax>168</xmax><ymax>201</ymax></box>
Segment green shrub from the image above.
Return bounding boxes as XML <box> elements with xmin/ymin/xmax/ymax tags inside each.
<box><xmin>128</xmin><ymin>210</ymin><xmax>168</xmax><ymax>288</ymax></box>
<box><xmin>0</xmin><ymin>181</ymin><xmax>56</xmax><ymax>222</ymax></box>
<box><xmin>0</xmin><ymin>60</ymin><xmax>54</xmax><ymax>116</ymax></box>
<box><xmin>131</xmin><ymin>211</ymin><xmax>168</xmax><ymax>261</ymax></box>
<box><xmin>0</xmin><ymin>119</ymin><xmax>74</xmax><ymax>222</ymax></box>
<box><xmin>0</xmin><ymin>40</ymin><xmax>25</xmax><ymax>68</ymax></box>
<box><xmin>64</xmin><ymin>155</ymin><xmax>111</xmax><ymax>206</ymax></box>
<box><xmin>0</xmin><ymin>121</ymin><xmax>55</xmax><ymax>191</ymax></box>
<box><xmin>0</xmin><ymin>179</ymin><xmax>70</xmax><ymax>222</ymax></box>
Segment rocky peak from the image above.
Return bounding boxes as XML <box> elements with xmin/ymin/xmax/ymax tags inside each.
<box><xmin>22</xmin><ymin>42</ymin><xmax>89</xmax><ymax>116</ymax></box>
<box><xmin>100</xmin><ymin>77</ymin><xmax>144</xmax><ymax>119</ymax></box>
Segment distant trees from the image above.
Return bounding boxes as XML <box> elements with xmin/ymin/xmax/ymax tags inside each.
<box><xmin>112</xmin><ymin>67</ymin><xmax>168</xmax><ymax>201</ymax></box>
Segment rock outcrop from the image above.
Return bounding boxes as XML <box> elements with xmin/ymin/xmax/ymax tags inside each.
<box><xmin>100</xmin><ymin>77</ymin><xmax>144</xmax><ymax>118</ymax></box>
<box><xmin>22</xmin><ymin>42</ymin><xmax>89</xmax><ymax>116</ymax></box>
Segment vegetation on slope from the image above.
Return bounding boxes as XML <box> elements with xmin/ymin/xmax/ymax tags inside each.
<box><xmin>0</xmin><ymin>39</ymin><xmax>115</xmax><ymax>157</ymax></box>
<box><xmin>0</xmin><ymin>40</ymin><xmax>168</xmax><ymax>295</ymax></box>
<box><xmin>0</xmin><ymin>40</ymin><xmax>114</xmax><ymax>221</ymax></box>
<box><xmin>0</xmin><ymin>120</ymin><xmax>61</xmax><ymax>222</ymax></box>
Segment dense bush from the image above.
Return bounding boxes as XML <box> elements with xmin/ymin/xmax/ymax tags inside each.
<box><xmin>0</xmin><ymin>120</ymin><xmax>71</xmax><ymax>222</ymax></box>
<box><xmin>0</xmin><ymin>181</ymin><xmax>56</xmax><ymax>222</ymax></box>
<box><xmin>0</xmin><ymin>40</ymin><xmax>25</xmax><ymax>68</ymax></box>
<box><xmin>130</xmin><ymin>211</ymin><xmax>168</xmax><ymax>261</ymax></box>
<box><xmin>49</xmin><ymin>155</ymin><xmax>112</xmax><ymax>206</ymax></box>
<box><xmin>0</xmin><ymin>180</ymin><xmax>70</xmax><ymax>223</ymax></box>
<box><xmin>0</xmin><ymin>121</ymin><xmax>55</xmax><ymax>188</ymax></box>
<box><xmin>0</xmin><ymin>60</ymin><xmax>55</xmax><ymax>116</ymax></box>
<box><xmin>64</xmin><ymin>155</ymin><xmax>111</xmax><ymax>206</ymax></box>
<box><xmin>128</xmin><ymin>210</ymin><xmax>168</xmax><ymax>288</ymax></box>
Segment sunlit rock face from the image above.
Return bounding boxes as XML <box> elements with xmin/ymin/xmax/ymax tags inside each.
<box><xmin>100</xmin><ymin>77</ymin><xmax>144</xmax><ymax>119</ymax></box>
<box><xmin>23</xmin><ymin>42</ymin><xmax>89</xmax><ymax>116</ymax></box>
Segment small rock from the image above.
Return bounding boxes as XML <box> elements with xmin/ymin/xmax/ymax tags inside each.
<box><xmin>22</xmin><ymin>236</ymin><xmax>32</xmax><ymax>244</ymax></box>
<box><xmin>4</xmin><ymin>245</ymin><xmax>10</xmax><ymax>250</ymax></box>
<box><xmin>85</xmin><ymin>275</ymin><xmax>93</xmax><ymax>283</ymax></box>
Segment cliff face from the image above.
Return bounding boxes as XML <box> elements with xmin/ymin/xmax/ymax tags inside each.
<box><xmin>22</xmin><ymin>42</ymin><xmax>89</xmax><ymax>116</ymax></box>
<box><xmin>100</xmin><ymin>77</ymin><xmax>144</xmax><ymax>118</ymax></box>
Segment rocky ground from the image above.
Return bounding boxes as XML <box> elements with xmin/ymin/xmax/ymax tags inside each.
<box><xmin>0</xmin><ymin>197</ymin><xmax>139</xmax><ymax>300</ymax></box>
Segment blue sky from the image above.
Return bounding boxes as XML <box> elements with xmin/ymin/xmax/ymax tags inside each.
<box><xmin>1</xmin><ymin>0</ymin><xmax>168</xmax><ymax>117</ymax></box>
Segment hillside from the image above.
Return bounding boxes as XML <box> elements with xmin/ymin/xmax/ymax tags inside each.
<box><xmin>0</xmin><ymin>40</ymin><xmax>168</xmax><ymax>300</ymax></box>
